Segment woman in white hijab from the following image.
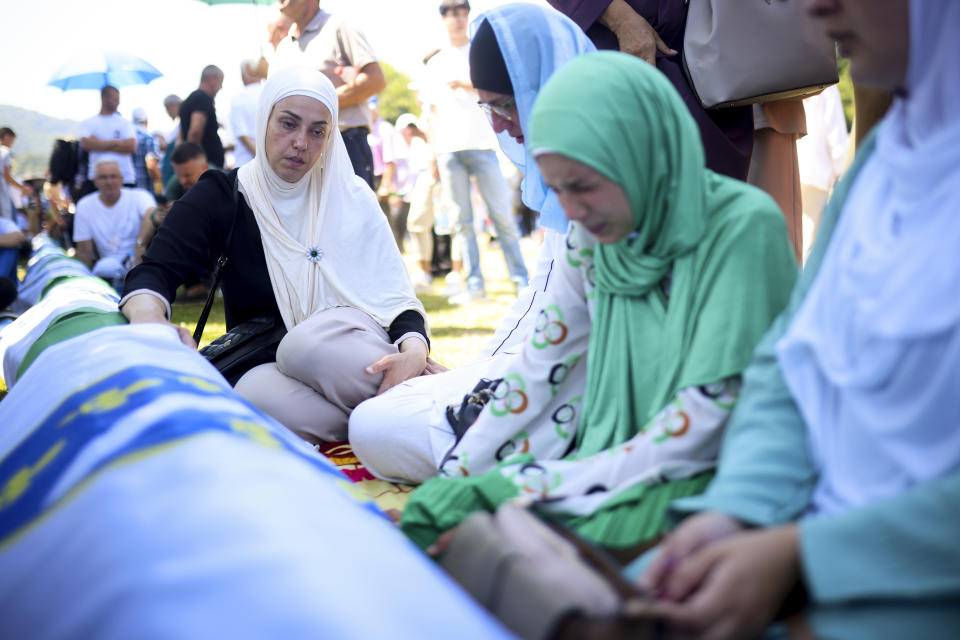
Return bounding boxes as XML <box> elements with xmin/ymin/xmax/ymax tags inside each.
<box><xmin>122</xmin><ymin>67</ymin><xmax>429</xmax><ymax>444</ymax></box>
<box><xmin>633</xmin><ymin>1</ymin><xmax>960</xmax><ymax>638</ymax></box>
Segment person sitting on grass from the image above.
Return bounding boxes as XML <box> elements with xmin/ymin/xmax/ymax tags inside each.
<box><xmin>121</xmin><ymin>67</ymin><xmax>429</xmax><ymax>445</ymax></box>
<box><xmin>398</xmin><ymin>51</ymin><xmax>797</xmax><ymax>552</ymax></box>
<box><xmin>73</xmin><ymin>160</ymin><xmax>157</xmax><ymax>290</ymax></box>
<box><xmin>163</xmin><ymin>141</ymin><xmax>212</xmax><ymax>203</ymax></box>
<box><xmin>134</xmin><ymin>142</ymin><xmax>214</xmax><ymax>303</ymax></box>
<box><xmin>629</xmin><ymin>2</ymin><xmax>960</xmax><ymax>638</ymax></box>
<box><xmin>349</xmin><ymin>3</ymin><xmax>598</xmax><ymax>485</ymax></box>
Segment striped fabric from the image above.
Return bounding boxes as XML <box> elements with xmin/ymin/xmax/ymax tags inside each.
<box><xmin>0</xmin><ymin>311</ymin><xmax>510</xmax><ymax>638</ymax></box>
<box><xmin>0</xmin><ymin>277</ymin><xmax>117</xmax><ymax>387</ymax></box>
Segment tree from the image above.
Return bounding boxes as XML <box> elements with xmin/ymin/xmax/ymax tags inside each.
<box><xmin>376</xmin><ymin>62</ymin><xmax>419</xmax><ymax>125</ymax></box>
<box><xmin>836</xmin><ymin>57</ymin><xmax>854</xmax><ymax>129</ymax></box>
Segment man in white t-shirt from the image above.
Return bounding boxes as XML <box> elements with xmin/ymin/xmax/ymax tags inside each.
<box><xmin>422</xmin><ymin>0</ymin><xmax>528</xmax><ymax>304</ymax></box>
<box><xmin>77</xmin><ymin>86</ymin><xmax>137</xmax><ymax>200</ymax></box>
<box><xmin>271</xmin><ymin>0</ymin><xmax>387</xmax><ymax>187</ymax></box>
<box><xmin>74</xmin><ymin>160</ymin><xmax>156</xmax><ymax>286</ymax></box>
<box><xmin>230</xmin><ymin>60</ymin><xmax>266</xmax><ymax>168</ymax></box>
<box><xmin>1</xmin><ymin>127</ymin><xmax>33</xmax><ymax>223</ymax></box>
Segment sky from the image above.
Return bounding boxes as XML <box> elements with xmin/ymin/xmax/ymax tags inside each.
<box><xmin>0</xmin><ymin>0</ymin><xmax>546</xmax><ymax>137</ymax></box>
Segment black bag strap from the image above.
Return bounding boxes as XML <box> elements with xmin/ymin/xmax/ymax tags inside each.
<box><xmin>193</xmin><ymin>174</ymin><xmax>241</xmax><ymax>344</ymax></box>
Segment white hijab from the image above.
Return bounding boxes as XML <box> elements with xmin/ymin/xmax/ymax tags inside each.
<box><xmin>237</xmin><ymin>66</ymin><xmax>425</xmax><ymax>331</ymax></box>
<box><xmin>776</xmin><ymin>0</ymin><xmax>960</xmax><ymax>514</ymax></box>
<box><xmin>470</xmin><ymin>4</ymin><xmax>595</xmax><ymax>233</ymax></box>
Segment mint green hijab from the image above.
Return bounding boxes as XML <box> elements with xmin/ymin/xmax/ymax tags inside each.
<box><xmin>529</xmin><ymin>52</ymin><xmax>797</xmax><ymax>455</ymax></box>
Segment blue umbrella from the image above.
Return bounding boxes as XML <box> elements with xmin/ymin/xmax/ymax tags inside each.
<box><xmin>47</xmin><ymin>50</ymin><xmax>163</xmax><ymax>91</ymax></box>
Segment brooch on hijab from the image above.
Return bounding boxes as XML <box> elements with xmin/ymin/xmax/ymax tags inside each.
<box><xmin>306</xmin><ymin>246</ymin><xmax>324</xmax><ymax>263</ymax></box>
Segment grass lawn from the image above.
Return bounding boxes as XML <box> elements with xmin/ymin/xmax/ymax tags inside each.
<box><xmin>176</xmin><ymin>235</ymin><xmax>540</xmax><ymax>367</ymax></box>
<box><xmin>0</xmin><ymin>235</ymin><xmax>542</xmax><ymax>402</ymax></box>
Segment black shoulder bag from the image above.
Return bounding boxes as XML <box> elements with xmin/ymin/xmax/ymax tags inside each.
<box><xmin>193</xmin><ymin>177</ymin><xmax>287</xmax><ymax>386</ymax></box>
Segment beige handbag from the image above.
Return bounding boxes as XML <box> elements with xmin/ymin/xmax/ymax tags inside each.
<box><xmin>440</xmin><ymin>501</ymin><xmax>658</xmax><ymax>640</ymax></box>
<box><xmin>682</xmin><ymin>0</ymin><xmax>839</xmax><ymax>109</ymax></box>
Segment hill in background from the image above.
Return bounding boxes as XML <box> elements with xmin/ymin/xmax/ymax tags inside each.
<box><xmin>0</xmin><ymin>104</ymin><xmax>79</xmax><ymax>179</ymax></box>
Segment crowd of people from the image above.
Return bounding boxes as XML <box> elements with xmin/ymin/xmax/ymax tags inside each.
<box><xmin>1</xmin><ymin>0</ymin><xmax>958</xmax><ymax>638</ymax></box>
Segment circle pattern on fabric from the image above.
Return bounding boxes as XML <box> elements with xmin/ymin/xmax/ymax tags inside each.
<box><xmin>489</xmin><ymin>374</ymin><xmax>529</xmax><ymax>417</ymax></box>
<box><xmin>532</xmin><ymin>304</ymin><xmax>568</xmax><ymax>349</ymax></box>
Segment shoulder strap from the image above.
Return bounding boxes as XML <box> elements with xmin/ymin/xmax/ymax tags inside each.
<box><xmin>193</xmin><ymin>173</ymin><xmax>241</xmax><ymax>344</ymax></box>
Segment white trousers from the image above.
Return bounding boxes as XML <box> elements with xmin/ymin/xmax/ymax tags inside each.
<box><xmin>348</xmin><ymin>356</ymin><xmax>515</xmax><ymax>484</ymax></box>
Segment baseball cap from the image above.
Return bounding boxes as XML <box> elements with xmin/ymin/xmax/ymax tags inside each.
<box><xmin>395</xmin><ymin>113</ymin><xmax>419</xmax><ymax>130</ymax></box>
<box><xmin>132</xmin><ymin>107</ymin><xmax>148</xmax><ymax>125</ymax></box>
<box><xmin>439</xmin><ymin>0</ymin><xmax>469</xmax><ymax>15</ymax></box>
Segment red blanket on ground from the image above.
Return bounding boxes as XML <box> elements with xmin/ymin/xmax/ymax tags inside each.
<box><xmin>317</xmin><ymin>442</ymin><xmax>415</xmax><ymax>513</ymax></box>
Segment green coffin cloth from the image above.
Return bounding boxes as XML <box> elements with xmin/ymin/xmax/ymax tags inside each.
<box><xmin>18</xmin><ymin>308</ymin><xmax>128</xmax><ymax>378</ymax></box>
<box><xmin>40</xmin><ymin>274</ymin><xmax>112</xmax><ymax>300</ymax></box>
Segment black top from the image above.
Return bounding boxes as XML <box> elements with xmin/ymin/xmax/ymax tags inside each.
<box><xmin>469</xmin><ymin>19</ymin><xmax>514</xmax><ymax>95</ymax></box>
<box><xmin>179</xmin><ymin>89</ymin><xmax>225</xmax><ymax>168</ymax></box>
<box><xmin>546</xmin><ymin>0</ymin><xmax>754</xmax><ymax>181</ymax></box>
<box><xmin>123</xmin><ymin>169</ymin><xmax>428</xmax><ymax>347</ymax></box>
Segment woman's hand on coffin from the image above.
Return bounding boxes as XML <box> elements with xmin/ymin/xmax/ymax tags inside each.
<box><xmin>639</xmin><ymin>510</ymin><xmax>745</xmax><ymax>597</ymax></box>
<box><xmin>630</xmin><ymin>525</ymin><xmax>801</xmax><ymax>640</ymax></box>
<box><xmin>121</xmin><ymin>292</ymin><xmax>196</xmax><ymax>348</ymax></box>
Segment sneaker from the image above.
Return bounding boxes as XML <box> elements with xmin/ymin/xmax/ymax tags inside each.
<box><xmin>443</xmin><ymin>271</ymin><xmax>464</xmax><ymax>297</ymax></box>
<box><xmin>448</xmin><ymin>288</ymin><xmax>489</xmax><ymax>306</ymax></box>
<box><xmin>511</xmin><ymin>276</ymin><xmax>529</xmax><ymax>297</ymax></box>
<box><xmin>413</xmin><ymin>270</ymin><xmax>433</xmax><ymax>295</ymax></box>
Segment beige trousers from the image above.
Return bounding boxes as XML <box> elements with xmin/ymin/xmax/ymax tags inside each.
<box><xmin>234</xmin><ymin>306</ymin><xmax>396</xmax><ymax>444</ymax></box>
<box><xmin>407</xmin><ymin>180</ymin><xmax>437</xmax><ymax>264</ymax></box>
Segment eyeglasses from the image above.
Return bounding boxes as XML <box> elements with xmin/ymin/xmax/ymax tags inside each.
<box><xmin>478</xmin><ymin>97</ymin><xmax>517</xmax><ymax>124</ymax></box>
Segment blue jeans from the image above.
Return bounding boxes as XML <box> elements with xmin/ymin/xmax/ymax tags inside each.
<box><xmin>0</xmin><ymin>247</ymin><xmax>18</xmax><ymax>281</ymax></box>
<box><xmin>437</xmin><ymin>149</ymin><xmax>528</xmax><ymax>292</ymax></box>
<box><xmin>342</xmin><ymin>127</ymin><xmax>375</xmax><ymax>190</ymax></box>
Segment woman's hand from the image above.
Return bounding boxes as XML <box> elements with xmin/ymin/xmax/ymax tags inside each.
<box><xmin>423</xmin><ymin>356</ymin><xmax>449</xmax><ymax>375</ymax></box>
<box><xmin>631</xmin><ymin>525</ymin><xmax>802</xmax><ymax>640</ymax></box>
<box><xmin>366</xmin><ymin>336</ymin><xmax>428</xmax><ymax>395</ymax></box>
<box><xmin>121</xmin><ymin>293</ymin><xmax>196</xmax><ymax>348</ymax></box>
<box><xmin>426</xmin><ymin>525</ymin><xmax>460</xmax><ymax>557</ymax></box>
<box><xmin>599</xmin><ymin>0</ymin><xmax>677</xmax><ymax>66</ymax></box>
<box><xmin>639</xmin><ymin>511</ymin><xmax>745</xmax><ymax>597</ymax></box>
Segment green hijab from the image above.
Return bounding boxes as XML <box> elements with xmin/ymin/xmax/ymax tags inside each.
<box><xmin>529</xmin><ymin>52</ymin><xmax>797</xmax><ymax>455</ymax></box>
